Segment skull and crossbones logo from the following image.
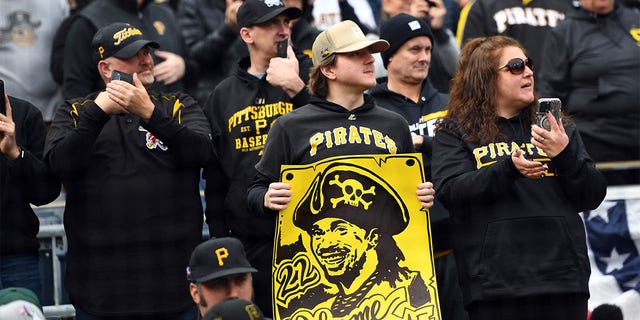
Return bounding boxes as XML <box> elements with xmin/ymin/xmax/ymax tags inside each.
<box><xmin>329</xmin><ymin>174</ymin><xmax>376</xmax><ymax>210</ymax></box>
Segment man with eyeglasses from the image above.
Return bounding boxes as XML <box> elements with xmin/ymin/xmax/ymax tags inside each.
<box><xmin>187</xmin><ymin>237</ymin><xmax>258</xmax><ymax>319</ymax></box>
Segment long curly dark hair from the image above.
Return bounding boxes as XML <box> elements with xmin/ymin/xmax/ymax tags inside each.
<box><xmin>436</xmin><ymin>36</ymin><xmax>538</xmax><ymax>145</ymax></box>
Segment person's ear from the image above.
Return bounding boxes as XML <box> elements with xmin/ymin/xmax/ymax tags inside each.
<box><xmin>320</xmin><ymin>64</ymin><xmax>336</xmax><ymax>80</ymax></box>
<box><xmin>189</xmin><ymin>283</ymin><xmax>200</xmax><ymax>304</ymax></box>
<box><xmin>98</xmin><ymin>60</ymin><xmax>112</xmax><ymax>81</ymax></box>
<box><xmin>239</xmin><ymin>27</ymin><xmax>253</xmax><ymax>44</ymax></box>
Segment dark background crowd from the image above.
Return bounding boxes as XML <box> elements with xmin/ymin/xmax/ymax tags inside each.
<box><xmin>0</xmin><ymin>0</ymin><xmax>638</xmax><ymax>319</ymax></box>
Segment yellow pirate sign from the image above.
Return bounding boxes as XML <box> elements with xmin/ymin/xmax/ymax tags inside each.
<box><xmin>273</xmin><ymin>154</ymin><xmax>442</xmax><ymax>320</ymax></box>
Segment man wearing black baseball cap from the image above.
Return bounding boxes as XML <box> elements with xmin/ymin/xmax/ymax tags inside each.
<box><xmin>45</xmin><ymin>22</ymin><xmax>213</xmax><ymax>319</ymax></box>
<box><xmin>91</xmin><ymin>23</ymin><xmax>160</xmax><ymax>64</ymax></box>
<box><xmin>237</xmin><ymin>0</ymin><xmax>302</xmax><ymax>28</ymax></box>
<box><xmin>187</xmin><ymin>238</ymin><xmax>258</xmax><ymax>319</ymax></box>
<box><xmin>201</xmin><ymin>0</ymin><xmax>314</xmax><ymax>316</ymax></box>
<box><xmin>90</xmin><ymin>23</ymin><xmax>160</xmax><ymax>89</ymax></box>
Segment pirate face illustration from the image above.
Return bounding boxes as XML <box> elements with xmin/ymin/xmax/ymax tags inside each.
<box><xmin>1</xmin><ymin>11</ymin><xmax>41</xmax><ymax>48</ymax></box>
<box><xmin>309</xmin><ymin>217</ymin><xmax>377</xmax><ymax>279</ymax></box>
<box><xmin>293</xmin><ymin>163</ymin><xmax>409</xmax><ymax>281</ymax></box>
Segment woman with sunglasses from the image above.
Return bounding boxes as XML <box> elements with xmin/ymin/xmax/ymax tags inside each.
<box><xmin>431</xmin><ymin>35</ymin><xmax>607</xmax><ymax>320</ymax></box>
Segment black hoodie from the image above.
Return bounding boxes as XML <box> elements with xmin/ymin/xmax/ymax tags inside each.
<box><xmin>432</xmin><ymin>108</ymin><xmax>607</xmax><ymax>305</ymax></box>
<box><xmin>248</xmin><ymin>94</ymin><xmax>414</xmax><ymax>218</ymax></box>
<box><xmin>203</xmin><ymin>55</ymin><xmax>312</xmax><ymax>239</ymax></box>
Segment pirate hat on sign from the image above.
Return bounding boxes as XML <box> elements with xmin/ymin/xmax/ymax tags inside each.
<box><xmin>293</xmin><ymin>162</ymin><xmax>409</xmax><ymax>235</ymax></box>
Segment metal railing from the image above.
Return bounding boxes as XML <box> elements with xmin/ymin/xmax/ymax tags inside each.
<box><xmin>37</xmin><ymin>223</ymin><xmax>75</xmax><ymax>318</ymax></box>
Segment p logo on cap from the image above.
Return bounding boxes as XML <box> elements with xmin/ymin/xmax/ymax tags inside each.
<box><xmin>188</xmin><ymin>237</ymin><xmax>258</xmax><ymax>283</ymax></box>
<box><xmin>216</xmin><ymin>247</ymin><xmax>229</xmax><ymax>266</ymax></box>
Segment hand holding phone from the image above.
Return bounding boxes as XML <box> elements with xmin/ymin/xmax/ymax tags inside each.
<box><xmin>110</xmin><ymin>70</ymin><xmax>134</xmax><ymax>84</ymax></box>
<box><xmin>536</xmin><ymin>98</ymin><xmax>562</xmax><ymax>131</ymax></box>
<box><xmin>276</xmin><ymin>39</ymin><xmax>288</xmax><ymax>58</ymax></box>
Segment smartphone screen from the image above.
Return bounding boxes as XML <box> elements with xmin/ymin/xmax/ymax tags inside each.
<box><xmin>0</xmin><ymin>80</ymin><xmax>6</xmax><ymax>115</ymax></box>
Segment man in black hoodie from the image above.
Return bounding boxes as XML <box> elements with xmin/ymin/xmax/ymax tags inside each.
<box><xmin>201</xmin><ymin>0</ymin><xmax>312</xmax><ymax>316</ymax></box>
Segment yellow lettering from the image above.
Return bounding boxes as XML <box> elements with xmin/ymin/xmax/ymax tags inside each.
<box><xmin>324</xmin><ymin>131</ymin><xmax>333</xmax><ymax>149</ymax></box>
<box><xmin>309</xmin><ymin>133</ymin><xmax>324</xmax><ymax>156</ymax></box>
<box><xmin>373</xmin><ymin>130</ymin><xmax>386</xmax><ymax>148</ymax></box>
<box><xmin>495</xmin><ymin>142</ymin><xmax>510</xmax><ymax>157</ymax></box>
<box><xmin>385</xmin><ymin>136</ymin><xmax>398</xmax><ymax>154</ymax></box>
<box><xmin>359</xmin><ymin>127</ymin><xmax>372</xmax><ymax>144</ymax></box>
<box><xmin>488</xmin><ymin>143</ymin><xmax>497</xmax><ymax>158</ymax></box>
<box><xmin>348</xmin><ymin>125</ymin><xmax>362</xmax><ymax>144</ymax></box>
<box><xmin>333</xmin><ymin>127</ymin><xmax>347</xmax><ymax>145</ymax></box>
<box><xmin>255</xmin><ymin>119</ymin><xmax>267</xmax><ymax>135</ymax></box>
<box><xmin>113</xmin><ymin>27</ymin><xmax>144</xmax><ymax>46</ymax></box>
<box><xmin>473</xmin><ymin>146</ymin><xmax>488</xmax><ymax>169</ymax></box>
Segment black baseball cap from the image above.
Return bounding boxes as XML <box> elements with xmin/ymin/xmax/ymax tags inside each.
<box><xmin>203</xmin><ymin>299</ymin><xmax>267</xmax><ymax>320</ymax></box>
<box><xmin>91</xmin><ymin>22</ymin><xmax>159</xmax><ymax>63</ymax></box>
<box><xmin>187</xmin><ymin>237</ymin><xmax>257</xmax><ymax>283</ymax></box>
<box><xmin>237</xmin><ymin>0</ymin><xmax>302</xmax><ymax>29</ymax></box>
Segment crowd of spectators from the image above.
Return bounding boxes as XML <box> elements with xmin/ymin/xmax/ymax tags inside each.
<box><xmin>1</xmin><ymin>0</ymin><xmax>638</xmax><ymax>318</ymax></box>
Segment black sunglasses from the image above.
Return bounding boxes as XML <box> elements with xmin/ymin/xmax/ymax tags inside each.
<box><xmin>499</xmin><ymin>58</ymin><xmax>533</xmax><ymax>74</ymax></box>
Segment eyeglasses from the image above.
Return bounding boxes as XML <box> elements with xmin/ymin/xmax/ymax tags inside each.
<box><xmin>499</xmin><ymin>58</ymin><xmax>533</xmax><ymax>74</ymax></box>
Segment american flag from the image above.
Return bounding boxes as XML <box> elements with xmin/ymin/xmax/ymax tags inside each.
<box><xmin>582</xmin><ymin>191</ymin><xmax>640</xmax><ymax>320</ymax></box>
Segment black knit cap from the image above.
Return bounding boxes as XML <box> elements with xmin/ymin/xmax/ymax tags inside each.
<box><xmin>237</xmin><ymin>0</ymin><xmax>302</xmax><ymax>28</ymax></box>
<box><xmin>379</xmin><ymin>14</ymin><xmax>434</xmax><ymax>68</ymax></box>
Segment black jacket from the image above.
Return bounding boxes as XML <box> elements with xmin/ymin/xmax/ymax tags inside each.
<box><xmin>203</xmin><ymin>55</ymin><xmax>312</xmax><ymax>240</ymax></box>
<box><xmin>460</xmin><ymin>0</ymin><xmax>575</xmax><ymax>75</ymax></box>
<box><xmin>45</xmin><ymin>90</ymin><xmax>212</xmax><ymax>315</ymax></box>
<box><xmin>62</xmin><ymin>0</ymin><xmax>196</xmax><ymax>99</ymax></box>
<box><xmin>537</xmin><ymin>4</ymin><xmax>640</xmax><ymax>149</ymax></box>
<box><xmin>432</xmin><ymin>109</ymin><xmax>607</xmax><ymax>305</ymax></box>
<box><xmin>177</xmin><ymin>0</ymin><xmax>247</xmax><ymax>104</ymax></box>
<box><xmin>0</xmin><ymin>96</ymin><xmax>60</xmax><ymax>255</ymax></box>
